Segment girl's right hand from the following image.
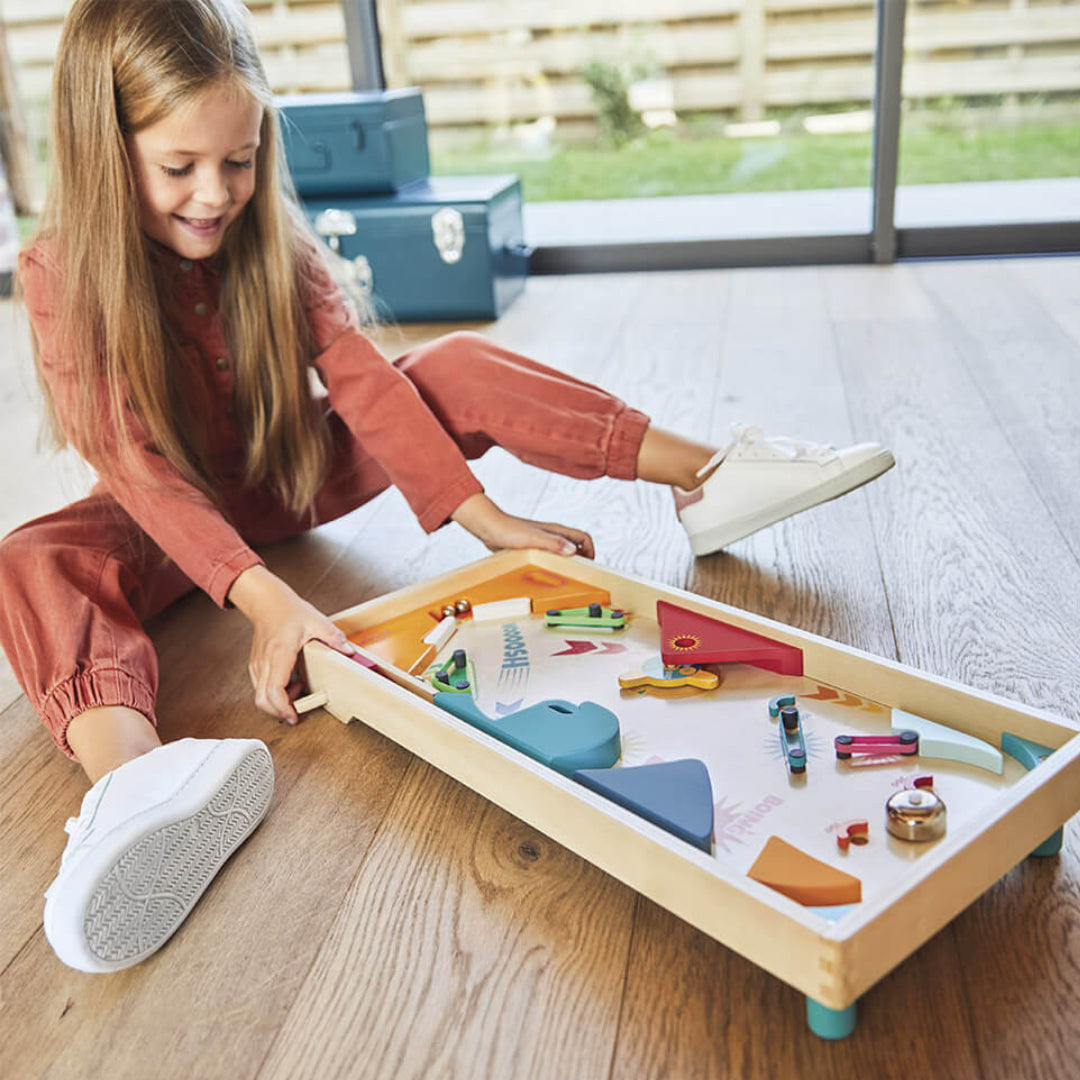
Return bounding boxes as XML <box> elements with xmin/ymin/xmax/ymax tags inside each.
<box><xmin>450</xmin><ymin>493</ymin><xmax>596</xmax><ymax>559</ymax></box>
<box><xmin>227</xmin><ymin>565</ymin><xmax>356</xmax><ymax>724</ymax></box>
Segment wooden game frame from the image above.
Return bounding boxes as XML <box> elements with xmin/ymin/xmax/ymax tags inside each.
<box><xmin>302</xmin><ymin>549</ymin><xmax>1080</xmax><ymax>1019</ymax></box>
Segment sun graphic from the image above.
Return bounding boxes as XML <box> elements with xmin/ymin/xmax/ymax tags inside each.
<box><xmin>762</xmin><ymin>722</ymin><xmax>828</xmax><ymax>762</ymax></box>
<box><xmin>667</xmin><ymin>633</ymin><xmax>700</xmax><ymax>653</ymax></box>
<box><xmin>617</xmin><ymin>730</ymin><xmax>649</xmax><ymax>765</ymax></box>
<box><xmin>712</xmin><ymin>796</ymin><xmax>746</xmax><ymax>855</ymax></box>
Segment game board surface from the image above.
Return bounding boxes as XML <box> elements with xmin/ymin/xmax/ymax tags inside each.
<box><xmin>415</xmin><ymin>612</ymin><xmax>1025</xmax><ymax>916</ymax></box>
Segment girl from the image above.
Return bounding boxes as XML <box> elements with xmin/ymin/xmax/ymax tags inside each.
<box><xmin>3</xmin><ymin>0</ymin><xmax>893</xmax><ymax>974</ymax></box>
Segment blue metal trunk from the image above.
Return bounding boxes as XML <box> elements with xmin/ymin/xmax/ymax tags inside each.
<box><xmin>278</xmin><ymin>89</ymin><xmax>430</xmax><ymax>197</ymax></box>
<box><xmin>304</xmin><ymin>176</ymin><xmax>531</xmax><ymax>322</ymax></box>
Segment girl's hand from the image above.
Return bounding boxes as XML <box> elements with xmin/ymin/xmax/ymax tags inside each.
<box><xmin>227</xmin><ymin>565</ymin><xmax>356</xmax><ymax>725</ymax></box>
<box><xmin>451</xmin><ymin>493</ymin><xmax>595</xmax><ymax>560</ymax></box>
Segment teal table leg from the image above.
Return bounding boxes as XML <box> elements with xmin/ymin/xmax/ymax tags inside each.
<box><xmin>806</xmin><ymin>996</ymin><xmax>857</xmax><ymax>1039</ymax></box>
<box><xmin>1032</xmin><ymin>827</ymin><xmax>1063</xmax><ymax>858</ymax></box>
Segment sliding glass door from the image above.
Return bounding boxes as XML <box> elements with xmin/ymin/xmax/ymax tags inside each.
<box><xmin>894</xmin><ymin>0</ymin><xmax>1080</xmax><ymax>253</ymax></box>
<box><xmin>355</xmin><ymin>0</ymin><xmax>1080</xmax><ymax>267</ymax></box>
<box><xmin>375</xmin><ymin>0</ymin><xmax>880</xmax><ymax>253</ymax></box>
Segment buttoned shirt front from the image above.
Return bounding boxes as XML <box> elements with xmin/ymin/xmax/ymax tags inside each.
<box><xmin>17</xmin><ymin>238</ymin><xmax>483</xmax><ymax>607</ymax></box>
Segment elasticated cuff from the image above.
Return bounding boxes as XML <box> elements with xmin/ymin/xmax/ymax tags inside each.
<box><xmin>606</xmin><ymin>406</ymin><xmax>651</xmax><ymax>481</ymax></box>
<box><xmin>415</xmin><ymin>472</ymin><xmax>486</xmax><ymax>534</ymax></box>
<box><xmin>42</xmin><ymin>668</ymin><xmax>158</xmax><ymax>760</ymax></box>
<box><xmin>207</xmin><ymin>547</ymin><xmax>266</xmax><ymax>610</ymax></box>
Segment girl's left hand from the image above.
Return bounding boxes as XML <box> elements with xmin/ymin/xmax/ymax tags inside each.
<box><xmin>228</xmin><ymin>564</ymin><xmax>357</xmax><ymax>725</ymax></box>
<box><xmin>451</xmin><ymin>493</ymin><xmax>595</xmax><ymax>559</ymax></box>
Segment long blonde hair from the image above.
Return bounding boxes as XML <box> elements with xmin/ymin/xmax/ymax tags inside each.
<box><xmin>23</xmin><ymin>0</ymin><xmax>343</xmax><ymax>516</ymax></box>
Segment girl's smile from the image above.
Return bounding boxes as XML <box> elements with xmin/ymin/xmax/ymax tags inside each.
<box><xmin>173</xmin><ymin>215</ymin><xmax>225</xmax><ymax>239</ymax></box>
<box><xmin>126</xmin><ymin>82</ymin><xmax>262</xmax><ymax>259</ymax></box>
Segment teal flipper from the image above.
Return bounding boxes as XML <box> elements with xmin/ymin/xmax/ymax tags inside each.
<box><xmin>1002</xmin><ymin>731</ymin><xmax>1063</xmax><ymax>857</ymax></box>
<box><xmin>1001</xmin><ymin>731</ymin><xmax>1054</xmax><ymax>771</ymax></box>
<box><xmin>433</xmin><ymin>693</ymin><xmax>621</xmax><ymax>777</ymax></box>
<box><xmin>572</xmin><ymin>759</ymin><xmax>714</xmax><ymax>852</ymax></box>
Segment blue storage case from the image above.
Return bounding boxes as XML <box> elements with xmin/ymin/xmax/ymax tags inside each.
<box><xmin>277</xmin><ymin>88</ymin><xmax>430</xmax><ymax>196</ymax></box>
<box><xmin>304</xmin><ymin>176</ymin><xmax>531</xmax><ymax>322</ymax></box>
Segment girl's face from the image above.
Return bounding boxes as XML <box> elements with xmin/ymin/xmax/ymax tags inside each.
<box><xmin>127</xmin><ymin>83</ymin><xmax>263</xmax><ymax>260</ymax></box>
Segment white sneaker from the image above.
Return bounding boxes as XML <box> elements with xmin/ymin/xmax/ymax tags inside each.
<box><xmin>675</xmin><ymin>424</ymin><xmax>895</xmax><ymax>556</ymax></box>
<box><xmin>43</xmin><ymin>737</ymin><xmax>274</xmax><ymax>973</ymax></box>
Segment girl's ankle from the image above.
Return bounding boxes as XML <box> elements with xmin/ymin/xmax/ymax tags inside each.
<box><xmin>67</xmin><ymin>706</ymin><xmax>162</xmax><ymax>786</ymax></box>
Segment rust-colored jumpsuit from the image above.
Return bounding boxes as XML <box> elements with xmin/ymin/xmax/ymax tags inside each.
<box><xmin>1</xmin><ymin>240</ymin><xmax>649</xmax><ymax>757</ymax></box>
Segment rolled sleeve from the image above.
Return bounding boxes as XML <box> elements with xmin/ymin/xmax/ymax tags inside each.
<box><xmin>205</xmin><ymin>546</ymin><xmax>266</xmax><ymax>609</ymax></box>
<box><xmin>302</xmin><ymin>249</ymin><xmax>484</xmax><ymax>530</ymax></box>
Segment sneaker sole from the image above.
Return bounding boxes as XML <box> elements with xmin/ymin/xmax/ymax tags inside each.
<box><xmin>686</xmin><ymin>449</ymin><xmax>896</xmax><ymax>556</ymax></box>
<box><xmin>78</xmin><ymin>744</ymin><xmax>273</xmax><ymax>969</ymax></box>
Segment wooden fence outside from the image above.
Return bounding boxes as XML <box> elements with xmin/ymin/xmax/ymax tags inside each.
<box><xmin>1</xmin><ymin>0</ymin><xmax>1079</xmax><ymax>146</ymax></box>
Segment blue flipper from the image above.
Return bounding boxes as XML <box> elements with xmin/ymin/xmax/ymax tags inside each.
<box><xmin>572</xmin><ymin>759</ymin><xmax>714</xmax><ymax>852</ymax></box>
<box><xmin>433</xmin><ymin>693</ymin><xmax>621</xmax><ymax>777</ymax></box>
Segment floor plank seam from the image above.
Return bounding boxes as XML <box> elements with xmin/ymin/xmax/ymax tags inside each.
<box><xmin>1</xmin><ymin>924</ymin><xmax>43</xmax><ymax>981</ymax></box>
<box><xmin>824</xmin><ymin>272</ymin><xmax>905</xmax><ymax>669</ymax></box>
<box><xmin>601</xmin><ymin>893</ymin><xmax>641</xmax><ymax>1080</ymax></box>
<box><xmin>706</xmin><ymin>271</ymin><xmax>733</xmax><ymax>442</ymax></box>
<box><xmin>248</xmin><ymin>751</ymin><xmax>419</xmax><ymax>1080</ymax></box>
<box><xmin>1033</xmin><ymin>280</ymin><xmax>1080</xmax><ymax>353</ymax></box>
<box><xmin>918</xmin><ymin>269</ymin><xmax>1080</xmax><ymax>575</ymax></box>
<box><xmin>0</xmin><ymin>692</ymin><xmax>27</xmax><ymax>721</ymax></box>
<box><xmin>299</xmin><ymin>496</ymin><xmax>397</xmax><ymax>602</ymax></box>
<box><xmin>864</xmin><ymin>492</ymin><xmax>903</xmax><ymax>666</ymax></box>
<box><xmin>947</xmin><ymin>922</ymin><xmax>991</xmax><ymax>1080</ymax></box>
<box><xmin>672</xmin><ymin>274</ymin><xmax>731</xmax><ymax>597</ymax></box>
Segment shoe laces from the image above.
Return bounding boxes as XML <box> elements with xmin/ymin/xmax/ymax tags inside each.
<box><xmin>59</xmin><ymin>773</ymin><xmax>115</xmax><ymax>864</ymax></box>
<box><xmin>43</xmin><ymin>777</ymin><xmax>113</xmax><ymax>902</ymax></box>
<box><xmin>697</xmin><ymin>423</ymin><xmax>837</xmax><ymax>478</ymax></box>
<box><xmin>57</xmin><ymin>815</ymin><xmax>91</xmax><ymax>870</ymax></box>
<box><xmin>43</xmin><ymin>816</ymin><xmax>90</xmax><ymax>900</ymax></box>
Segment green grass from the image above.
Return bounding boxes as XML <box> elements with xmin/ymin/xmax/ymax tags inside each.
<box><xmin>432</xmin><ymin>120</ymin><xmax>1080</xmax><ymax>202</ymax></box>
<box><xmin>900</xmin><ymin>119</ymin><xmax>1080</xmax><ymax>184</ymax></box>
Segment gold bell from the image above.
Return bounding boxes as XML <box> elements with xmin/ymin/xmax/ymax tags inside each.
<box><xmin>886</xmin><ymin>786</ymin><xmax>947</xmax><ymax>842</ymax></box>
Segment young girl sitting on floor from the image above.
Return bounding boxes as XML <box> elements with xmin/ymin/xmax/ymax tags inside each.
<box><xmin>1</xmin><ymin>0</ymin><xmax>894</xmax><ymax>974</ymax></box>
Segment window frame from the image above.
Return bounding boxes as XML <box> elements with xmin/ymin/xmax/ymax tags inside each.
<box><xmin>342</xmin><ymin>0</ymin><xmax>1080</xmax><ymax>273</ymax></box>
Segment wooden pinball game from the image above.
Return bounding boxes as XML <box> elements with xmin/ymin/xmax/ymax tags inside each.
<box><xmin>302</xmin><ymin>549</ymin><xmax>1080</xmax><ymax>1039</ymax></box>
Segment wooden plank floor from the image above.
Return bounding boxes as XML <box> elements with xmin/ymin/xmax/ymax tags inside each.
<box><xmin>1</xmin><ymin>256</ymin><xmax>1079</xmax><ymax>1079</ymax></box>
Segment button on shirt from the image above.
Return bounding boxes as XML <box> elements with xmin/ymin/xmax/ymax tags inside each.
<box><xmin>17</xmin><ymin>237</ymin><xmax>483</xmax><ymax>609</ymax></box>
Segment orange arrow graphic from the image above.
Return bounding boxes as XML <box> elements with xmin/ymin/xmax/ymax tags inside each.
<box><xmin>804</xmin><ymin>685</ymin><xmax>886</xmax><ymax>711</ymax></box>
